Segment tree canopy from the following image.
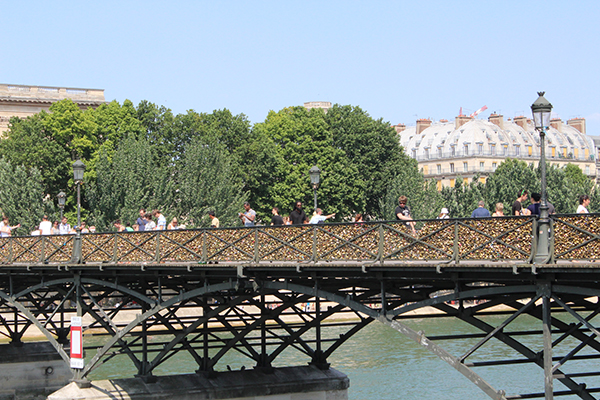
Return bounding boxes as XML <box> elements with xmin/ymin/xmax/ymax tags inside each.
<box><xmin>0</xmin><ymin>99</ymin><xmax>596</xmax><ymax>233</ymax></box>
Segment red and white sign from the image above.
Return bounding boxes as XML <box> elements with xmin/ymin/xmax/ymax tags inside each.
<box><xmin>70</xmin><ymin>316</ymin><xmax>84</xmax><ymax>369</ymax></box>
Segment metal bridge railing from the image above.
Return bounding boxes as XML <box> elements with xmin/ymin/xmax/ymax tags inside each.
<box><xmin>0</xmin><ymin>215</ymin><xmax>550</xmax><ymax>265</ymax></box>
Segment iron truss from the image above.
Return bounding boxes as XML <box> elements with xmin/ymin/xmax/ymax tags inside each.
<box><xmin>0</xmin><ymin>215</ymin><xmax>599</xmax><ymax>399</ymax></box>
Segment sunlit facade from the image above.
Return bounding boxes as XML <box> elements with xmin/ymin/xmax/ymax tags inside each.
<box><xmin>394</xmin><ymin>114</ymin><xmax>595</xmax><ymax>190</ymax></box>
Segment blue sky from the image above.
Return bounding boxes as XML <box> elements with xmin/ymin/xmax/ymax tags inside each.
<box><xmin>2</xmin><ymin>1</ymin><xmax>599</xmax><ymax>134</ymax></box>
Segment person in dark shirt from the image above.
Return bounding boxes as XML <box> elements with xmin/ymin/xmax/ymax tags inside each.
<box><xmin>527</xmin><ymin>193</ymin><xmax>541</xmax><ymax>216</ymax></box>
<box><xmin>395</xmin><ymin>195</ymin><xmax>417</xmax><ymax>236</ymax></box>
<box><xmin>289</xmin><ymin>202</ymin><xmax>307</xmax><ymax>225</ymax></box>
<box><xmin>512</xmin><ymin>190</ymin><xmax>530</xmax><ymax>216</ymax></box>
<box><xmin>271</xmin><ymin>207</ymin><xmax>284</xmax><ymax>226</ymax></box>
<box><xmin>136</xmin><ymin>208</ymin><xmax>147</xmax><ymax>231</ymax></box>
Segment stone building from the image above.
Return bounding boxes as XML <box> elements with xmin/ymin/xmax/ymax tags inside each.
<box><xmin>0</xmin><ymin>83</ymin><xmax>105</xmax><ymax>134</ymax></box>
<box><xmin>394</xmin><ymin>113</ymin><xmax>596</xmax><ymax>190</ymax></box>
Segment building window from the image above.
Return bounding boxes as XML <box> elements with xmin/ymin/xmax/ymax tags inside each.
<box><xmin>424</xmin><ymin>148</ymin><xmax>430</xmax><ymax>159</ymax></box>
<box><xmin>479</xmin><ymin>177</ymin><xmax>486</xmax><ymax>184</ymax></box>
<box><xmin>551</xmin><ymin>147</ymin><xmax>556</xmax><ymax>158</ymax></box>
<box><xmin>463</xmin><ymin>162</ymin><xmax>468</xmax><ymax>172</ymax></box>
<box><xmin>423</xmin><ymin>165</ymin><xmax>429</xmax><ymax>175</ymax></box>
<box><xmin>437</xmin><ymin>164</ymin><xmax>441</xmax><ymax>174</ymax></box>
<box><xmin>574</xmin><ymin>148</ymin><xmax>579</xmax><ymax>158</ymax></box>
<box><xmin>463</xmin><ymin>177</ymin><xmax>469</xmax><ymax>185</ymax></box>
<box><xmin>503</xmin><ymin>145</ymin><xmax>508</xmax><ymax>156</ymax></box>
<box><xmin>477</xmin><ymin>143</ymin><xmax>483</xmax><ymax>155</ymax></box>
<box><xmin>450</xmin><ymin>179</ymin><xmax>455</xmax><ymax>188</ymax></box>
<box><xmin>586</xmin><ymin>165</ymin><xmax>590</xmax><ymax>175</ymax></box>
<box><xmin>436</xmin><ymin>180</ymin><xmax>442</xmax><ymax>191</ymax></box>
<box><xmin>492</xmin><ymin>162</ymin><xmax>497</xmax><ymax>171</ymax></box>
<box><xmin>514</xmin><ymin>145</ymin><xmax>520</xmax><ymax>156</ymax></box>
<box><xmin>451</xmin><ymin>146</ymin><xmax>456</xmax><ymax>157</ymax></box>
<box><xmin>464</xmin><ymin>144</ymin><xmax>469</xmax><ymax>156</ymax></box>
<box><xmin>480</xmin><ymin>162</ymin><xmax>485</xmax><ymax>171</ymax></box>
<box><xmin>490</xmin><ymin>144</ymin><xmax>496</xmax><ymax>155</ymax></box>
<box><xmin>450</xmin><ymin>163</ymin><xmax>455</xmax><ymax>173</ymax></box>
<box><xmin>438</xmin><ymin>147</ymin><xmax>443</xmax><ymax>158</ymax></box>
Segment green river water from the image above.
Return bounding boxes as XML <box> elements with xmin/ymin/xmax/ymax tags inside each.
<box><xmin>84</xmin><ymin>313</ymin><xmax>599</xmax><ymax>399</ymax></box>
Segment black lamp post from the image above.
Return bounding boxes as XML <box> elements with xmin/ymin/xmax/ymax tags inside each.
<box><xmin>57</xmin><ymin>191</ymin><xmax>66</xmax><ymax>221</ymax></box>
<box><xmin>71</xmin><ymin>160</ymin><xmax>85</xmax><ymax>263</ymax></box>
<box><xmin>309</xmin><ymin>166</ymin><xmax>321</xmax><ymax>211</ymax></box>
<box><xmin>531</xmin><ymin>92</ymin><xmax>553</xmax><ymax>264</ymax></box>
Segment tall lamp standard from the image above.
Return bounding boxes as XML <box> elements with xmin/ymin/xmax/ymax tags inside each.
<box><xmin>57</xmin><ymin>191</ymin><xmax>66</xmax><ymax>221</ymax></box>
<box><xmin>531</xmin><ymin>92</ymin><xmax>553</xmax><ymax>264</ymax></box>
<box><xmin>71</xmin><ymin>160</ymin><xmax>85</xmax><ymax>264</ymax></box>
<box><xmin>309</xmin><ymin>166</ymin><xmax>321</xmax><ymax>211</ymax></box>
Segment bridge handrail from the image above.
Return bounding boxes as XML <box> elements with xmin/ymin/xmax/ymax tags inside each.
<box><xmin>0</xmin><ymin>215</ymin><xmax>565</xmax><ymax>265</ymax></box>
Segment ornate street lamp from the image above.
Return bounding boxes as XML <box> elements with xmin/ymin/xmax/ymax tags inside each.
<box><xmin>309</xmin><ymin>165</ymin><xmax>321</xmax><ymax>210</ymax></box>
<box><xmin>57</xmin><ymin>191</ymin><xmax>66</xmax><ymax>221</ymax></box>
<box><xmin>71</xmin><ymin>160</ymin><xmax>85</xmax><ymax>263</ymax></box>
<box><xmin>531</xmin><ymin>92</ymin><xmax>553</xmax><ymax>264</ymax></box>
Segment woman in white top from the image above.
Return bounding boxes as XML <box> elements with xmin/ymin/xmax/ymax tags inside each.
<box><xmin>577</xmin><ymin>195</ymin><xmax>590</xmax><ymax>214</ymax></box>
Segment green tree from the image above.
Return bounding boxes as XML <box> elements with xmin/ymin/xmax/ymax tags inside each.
<box><xmin>86</xmin><ymin>135</ymin><xmax>173</xmax><ymax>230</ymax></box>
<box><xmin>177</xmin><ymin>138</ymin><xmax>247</xmax><ymax>227</ymax></box>
<box><xmin>0</xmin><ymin>157</ymin><xmax>49</xmax><ymax>234</ymax></box>
<box><xmin>441</xmin><ymin>175</ymin><xmax>487</xmax><ymax>218</ymax></box>
<box><xmin>248</xmin><ymin>107</ymin><xmax>364</xmax><ymax>221</ymax></box>
<box><xmin>484</xmin><ymin>159</ymin><xmax>537</xmax><ymax>214</ymax></box>
<box><xmin>326</xmin><ymin>105</ymin><xmax>408</xmax><ymax>217</ymax></box>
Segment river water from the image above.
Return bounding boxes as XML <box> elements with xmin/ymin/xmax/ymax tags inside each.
<box><xmin>86</xmin><ymin>314</ymin><xmax>599</xmax><ymax>399</ymax></box>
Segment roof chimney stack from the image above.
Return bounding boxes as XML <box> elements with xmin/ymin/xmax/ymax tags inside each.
<box><xmin>567</xmin><ymin>118</ymin><xmax>586</xmax><ymax>134</ymax></box>
<box><xmin>393</xmin><ymin>123</ymin><xmax>406</xmax><ymax>134</ymax></box>
<box><xmin>455</xmin><ymin>115</ymin><xmax>471</xmax><ymax>129</ymax></box>
<box><xmin>416</xmin><ymin>118</ymin><xmax>432</xmax><ymax>135</ymax></box>
<box><xmin>550</xmin><ymin>118</ymin><xmax>563</xmax><ymax>133</ymax></box>
<box><xmin>513</xmin><ymin>116</ymin><xmax>528</xmax><ymax>130</ymax></box>
<box><xmin>488</xmin><ymin>113</ymin><xmax>504</xmax><ymax>130</ymax></box>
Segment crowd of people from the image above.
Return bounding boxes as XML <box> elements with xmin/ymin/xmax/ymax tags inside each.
<box><xmin>0</xmin><ymin>193</ymin><xmax>593</xmax><ymax>238</ymax></box>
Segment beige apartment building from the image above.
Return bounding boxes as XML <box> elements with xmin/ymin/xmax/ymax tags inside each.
<box><xmin>0</xmin><ymin>83</ymin><xmax>105</xmax><ymax>134</ymax></box>
<box><xmin>395</xmin><ymin>113</ymin><xmax>596</xmax><ymax>190</ymax></box>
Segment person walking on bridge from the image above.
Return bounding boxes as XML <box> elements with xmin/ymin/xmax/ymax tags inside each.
<box><xmin>471</xmin><ymin>201</ymin><xmax>491</xmax><ymax>218</ymax></box>
<box><xmin>290</xmin><ymin>201</ymin><xmax>307</xmax><ymax>225</ymax></box>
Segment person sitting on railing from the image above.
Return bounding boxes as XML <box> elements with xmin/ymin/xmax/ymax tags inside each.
<box><xmin>395</xmin><ymin>195</ymin><xmax>417</xmax><ymax>236</ymax></box>
<box><xmin>309</xmin><ymin>208</ymin><xmax>335</xmax><ymax>224</ymax></box>
<box><xmin>167</xmin><ymin>217</ymin><xmax>180</xmax><ymax>230</ymax></box>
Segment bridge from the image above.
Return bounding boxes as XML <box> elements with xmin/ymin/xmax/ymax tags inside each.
<box><xmin>1</xmin><ymin>214</ymin><xmax>600</xmax><ymax>399</ymax></box>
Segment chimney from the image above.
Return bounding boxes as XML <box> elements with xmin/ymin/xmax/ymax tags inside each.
<box><xmin>439</xmin><ymin>119</ymin><xmax>448</xmax><ymax>123</ymax></box>
<box><xmin>416</xmin><ymin>118</ymin><xmax>432</xmax><ymax>135</ymax></box>
<box><xmin>455</xmin><ymin>115</ymin><xmax>471</xmax><ymax>129</ymax></box>
<box><xmin>550</xmin><ymin>118</ymin><xmax>562</xmax><ymax>133</ymax></box>
<box><xmin>513</xmin><ymin>116</ymin><xmax>528</xmax><ymax>130</ymax></box>
<box><xmin>567</xmin><ymin>118</ymin><xmax>586</xmax><ymax>134</ymax></box>
<box><xmin>393</xmin><ymin>123</ymin><xmax>406</xmax><ymax>134</ymax></box>
<box><xmin>488</xmin><ymin>113</ymin><xmax>504</xmax><ymax>130</ymax></box>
